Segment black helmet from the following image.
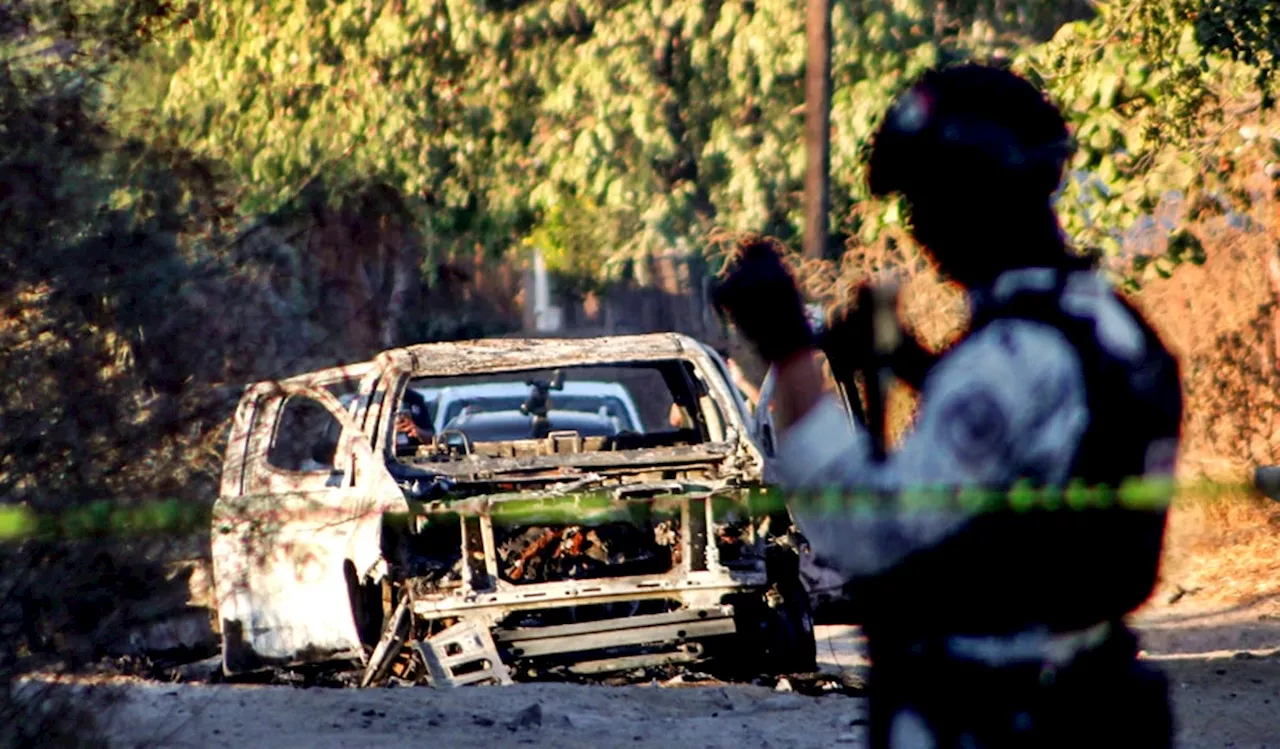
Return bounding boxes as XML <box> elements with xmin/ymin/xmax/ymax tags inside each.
<box><xmin>866</xmin><ymin>63</ymin><xmax>1074</xmax><ymax>201</ymax></box>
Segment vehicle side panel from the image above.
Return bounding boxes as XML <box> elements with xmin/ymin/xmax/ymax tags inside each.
<box><xmin>212</xmin><ymin>381</ymin><xmax>405</xmax><ymax>674</ymax></box>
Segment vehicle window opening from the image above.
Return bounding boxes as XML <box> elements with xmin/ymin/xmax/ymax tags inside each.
<box><xmin>395</xmin><ymin>361</ymin><xmax>716</xmax><ymax>462</ymax></box>
<box><xmin>267</xmin><ymin>395</ymin><xmax>342</xmax><ymax>473</ymax></box>
<box><xmin>390</xmin><ymin>380</ymin><xmax>439</xmax><ymax>456</ymax></box>
<box><xmin>667</xmin><ymin>361</ymin><xmax>713</xmax><ymax>442</ymax></box>
<box><xmin>322</xmin><ymin>377</ymin><xmax>362</xmax><ymax>410</ymax></box>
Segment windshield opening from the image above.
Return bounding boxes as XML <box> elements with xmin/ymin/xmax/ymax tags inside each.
<box><xmin>392</xmin><ymin>360</ymin><xmax>715</xmax><ymax>462</ymax></box>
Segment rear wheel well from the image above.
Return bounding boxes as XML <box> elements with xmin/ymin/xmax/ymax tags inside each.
<box><xmin>344</xmin><ymin>560</ymin><xmax>386</xmax><ymax>649</ymax></box>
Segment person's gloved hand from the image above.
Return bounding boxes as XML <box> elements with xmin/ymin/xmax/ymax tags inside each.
<box><xmin>710</xmin><ymin>235</ymin><xmax>814</xmax><ymax>365</ymax></box>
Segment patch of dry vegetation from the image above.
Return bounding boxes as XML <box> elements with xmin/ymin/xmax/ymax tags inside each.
<box><xmin>1130</xmin><ymin>218</ymin><xmax>1280</xmax><ymax>481</ymax></box>
<box><xmin>1154</xmin><ymin>484</ymin><xmax>1280</xmax><ymax>608</ymax></box>
<box><xmin>1125</xmin><ymin>165</ymin><xmax>1280</xmax><ymax>607</ymax></box>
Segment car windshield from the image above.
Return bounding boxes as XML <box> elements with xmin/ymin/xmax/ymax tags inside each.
<box><xmin>396</xmin><ymin>361</ymin><xmax>724</xmax><ymax>462</ymax></box>
<box><xmin>438</xmin><ymin>393</ymin><xmax>637</xmax><ymax>432</ymax></box>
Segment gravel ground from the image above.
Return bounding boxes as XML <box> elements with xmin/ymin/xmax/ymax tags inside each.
<box><xmin>36</xmin><ymin>603</ymin><xmax>1280</xmax><ymax>749</ymax></box>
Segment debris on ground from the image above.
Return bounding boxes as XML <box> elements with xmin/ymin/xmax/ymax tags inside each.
<box><xmin>505</xmin><ymin>703</ymin><xmax>543</xmax><ymax>731</ymax></box>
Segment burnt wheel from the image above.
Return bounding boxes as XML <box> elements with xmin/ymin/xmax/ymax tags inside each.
<box><xmin>761</xmin><ymin>580</ymin><xmax>817</xmax><ymax>674</ymax></box>
<box><xmin>762</xmin><ymin>543</ymin><xmax>817</xmax><ymax>674</ymax></box>
<box><xmin>709</xmin><ymin>544</ymin><xmax>818</xmax><ymax>679</ymax></box>
<box><xmin>709</xmin><ymin>583</ymin><xmax>816</xmax><ymax>679</ymax></box>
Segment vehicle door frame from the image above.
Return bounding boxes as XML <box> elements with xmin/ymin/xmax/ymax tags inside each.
<box><xmin>212</xmin><ymin>363</ymin><xmax>407</xmax><ymax>675</ymax></box>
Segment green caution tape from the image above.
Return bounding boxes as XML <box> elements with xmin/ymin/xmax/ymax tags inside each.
<box><xmin>0</xmin><ymin>476</ymin><xmax>1195</xmax><ymax>543</ymax></box>
<box><xmin>0</xmin><ymin>505</ymin><xmax>38</xmax><ymax>541</ymax></box>
<box><xmin>0</xmin><ymin>499</ymin><xmax>212</xmax><ymax>543</ymax></box>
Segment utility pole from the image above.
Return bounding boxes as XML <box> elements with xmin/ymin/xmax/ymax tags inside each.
<box><xmin>803</xmin><ymin>0</ymin><xmax>832</xmax><ymax>260</ymax></box>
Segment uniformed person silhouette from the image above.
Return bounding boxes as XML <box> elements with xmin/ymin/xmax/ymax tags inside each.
<box><xmin>711</xmin><ymin>62</ymin><xmax>1182</xmax><ymax>749</ymax></box>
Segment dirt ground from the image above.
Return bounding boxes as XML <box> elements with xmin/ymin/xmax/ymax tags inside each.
<box><xmin>17</xmin><ymin>494</ymin><xmax>1278</xmax><ymax>749</ymax></box>
<box><xmin>30</xmin><ymin>599</ymin><xmax>1277</xmax><ymax>749</ymax></box>
<box><xmin>1131</xmin><ymin>596</ymin><xmax>1280</xmax><ymax>749</ymax></box>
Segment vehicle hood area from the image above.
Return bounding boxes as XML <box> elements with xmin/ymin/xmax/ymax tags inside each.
<box><xmin>387</xmin><ymin>440</ymin><xmax>751</xmax><ymax>499</ymax></box>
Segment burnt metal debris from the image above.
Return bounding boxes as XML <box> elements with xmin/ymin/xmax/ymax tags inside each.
<box><xmin>209</xmin><ymin>333</ymin><xmax>821</xmax><ymax>688</ymax></box>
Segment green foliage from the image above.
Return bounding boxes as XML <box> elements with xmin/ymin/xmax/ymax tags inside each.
<box><xmin>1016</xmin><ymin>0</ymin><xmax>1278</xmax><ymax>283</ymax></box>
<box><xmin>0</xmin><ymin>0</ymin><xmax>347</xmax><ymax>516</ymax></box>
<box><xmin>1196</xmin><ymin>0</ymin><xmax>1280</xmax><ymax>107</ymax></box>
<box><xmin>146</xmin><ymin>1</ymin><xmax>1041</xmax><ymax>276</ymax></box>
<box><xmin>0</xmin><ymin>2</ymin><xmax>235</xmax><ymax>727</ymax></box>
<box><xmin>1</xmin><ymin>1</ymin><xmax>216</xmax><ymax>506</ymax></box>
<box><xmin>146</xmin><ymin>0</ymin><xmax>1279</xmax><ymax>289</ymax></box>
<box><xmin>521</xmin><ymin>194</ymin><xmax>640</xmax><ymax>295</ymax></box>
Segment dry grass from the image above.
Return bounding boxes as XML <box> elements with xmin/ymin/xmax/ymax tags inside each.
<box><xmin>1100</xmin><ymin>167</ymin><xmax>1280</xmax><ymax>607</ymax></box>
<box><xmin>1126</xmin><ymin>207</ymin><xmax>1280</xmax><ymax>482</ymax></box>
<box><xmin>1153</xmin><ymin>485</ymin><xmax>1280</xmax><ymax>608</ymax></box>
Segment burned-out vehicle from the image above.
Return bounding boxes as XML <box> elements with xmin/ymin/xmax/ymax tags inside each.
<box><xmin>212</xmin><ymin>334</ymin><xmax>816</xmax><ymax>687</ymax></box>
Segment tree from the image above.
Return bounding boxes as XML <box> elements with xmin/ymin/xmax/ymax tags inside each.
<box><xmin>148</xmin><ymin>1</ymin><xmax>1278</xmax><ymax>291</ymax></box>
<box><xmin>1015</xmin><ymin>0</ymin><xmax>1279</xmax><ymax>286</ymax></box>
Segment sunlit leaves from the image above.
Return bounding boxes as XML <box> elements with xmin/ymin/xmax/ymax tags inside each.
<box><xmin>142</xmin><ymin>0</ymin><xmax>1279</xmax><ymax>288</ymax></box>
<box><xmin>1016</xmin><ymin>0</ymin><xmax>1278</xmax><ymax>277</ymax></box>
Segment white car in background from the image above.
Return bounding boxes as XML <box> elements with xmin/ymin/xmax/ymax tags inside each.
<box><xmin>431</xmin><ymin>380</ymin><xmax>645</xmax><ymax>435</ymax></box>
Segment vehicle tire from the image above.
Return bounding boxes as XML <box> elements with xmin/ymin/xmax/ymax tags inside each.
<box><xmin>762</xmin><ymin>544</ymin><xmax>817</xmax><ymax>674</ymax></box>
<box><xmin>761</xmin><ymin>580</ymin><xmax>817</xmax><ymax>674</ymax></box>
<box><xmin>344</xmin><ymin>562</ymin><xmax>384</xmax><ymax>648</ymax></box>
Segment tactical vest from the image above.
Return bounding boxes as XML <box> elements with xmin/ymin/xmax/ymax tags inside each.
<box><xmin>856</xmin><ymin>265</ymin><xmax>1184</xmax><ymax>637</ymax></box>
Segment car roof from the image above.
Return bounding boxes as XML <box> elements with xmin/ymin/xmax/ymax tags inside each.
<box><xmin>391</xmin><ymin>333</ymin><xmax>699</xmax><ymax>377</ymax></box>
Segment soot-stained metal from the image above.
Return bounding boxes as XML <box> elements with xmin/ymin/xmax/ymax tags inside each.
<box><xmin>211</xmin><ymin>333</ymin><xmax>819</xmax><ymax>687</ymax></box>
